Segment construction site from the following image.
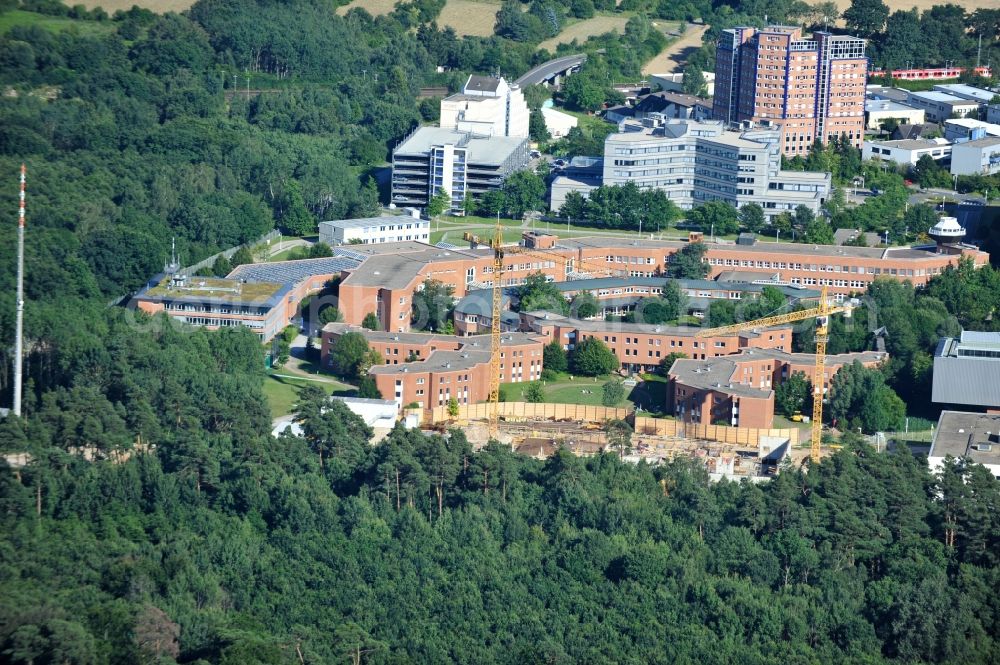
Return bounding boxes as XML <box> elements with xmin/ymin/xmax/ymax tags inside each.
<box><xmin>418</xmin><ymin>401</ymin><xmax>802</xmax><ymax>481</ymax></box>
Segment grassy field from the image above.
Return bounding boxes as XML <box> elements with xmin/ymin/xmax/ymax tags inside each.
<box><xmin>538</xmin><ymin>15</ymin><xmax>630</xmax><ymax>51</ymax></box>
<box><xmin>501</xmin><ymin>372</ymin><xmax>667</xmax><ymax>412</ymax></box>
<box><xmin>437</xmin><ymin>0</ymin><xmax>501</xmax><ymax>37</ymax></box>
<box><xmin>832</xmin><ymin>0</ymin><xmax>984</xmax><ymax>12</ymax></box>
<box><xmin>643</xmin><ymin>22</ymin><xmax>707</xmax><ymax>76</ymax></box>
<box><xmin>78</xmin><ymin>0</ymin><xmax>196</xmax><ymax>11</ymax></box>
<box><xmin>335</xmin><ymin>0</ymin><xmax>396</xmax><ymax>16</ymax></box>
<box><xmin>262</xmin><ymin>371</ymin><xmax>355</xmax><ymax>419</ymax></box>
<box><xmin>337</xmin><ymin>0</ymin><xmax>500</xmax><ymax>36</ymax></box>
<box><xmin>0</xmin><ymin>9</ymin><xmax>116</xmax><ymax>34</ymax></box>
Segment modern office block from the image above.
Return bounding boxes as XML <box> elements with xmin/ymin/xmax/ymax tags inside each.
<box><xmin>713</xmin><ymin>26</ymin><xmax>867</xmax><ymax>155</ymax></box>
<box><xmin>600</xmin><ymin>117</ymin><xmax>831</xmax><ymax>217</ymax></box>
<box><xmin>391</xmin><ymin>126</ymin><xmax>529</xmax><ymax>210</ymax></box>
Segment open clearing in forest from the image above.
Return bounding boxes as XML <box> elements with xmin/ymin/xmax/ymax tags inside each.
<box><xmin>335</xmin><ymin>0</ymin><xmax>397</xmax><ymax>16</ymax></box>
<box><xmin>0</xmin><ymin>9</ymin><xmax>116</xmax><ymax>32</ymax></box>
<box><xmin>538</xmin><ymin>15</ymin><xmax>631</xmax><ymax>52</ymax></box>
<box><xmin>437</xmin><ymin>0</ymin><xmax>501</xmax><ymax>37</ymax></box>
<box><xmin>73</xmin><ymin>0</ymin><xmax>995</xmax><ymax>18</ymax></box>
<box><xmin>833</xmin><ymin>0</ymin><xmax>989</xmax><ymax>13</ymax></box>
<box><xmin>77</xmin><ymin>0</ymin><xmax>197</xmax><ymax>12</ymax></box>
<box><xmin>643</xmin><ymin>22</ymin><xmax>708</xmax><ymax>76</ymax></box>
<box><xmin>337</xmin><ymin>0</ymin><xmax>500</xmax><ymax>36</ymax></box>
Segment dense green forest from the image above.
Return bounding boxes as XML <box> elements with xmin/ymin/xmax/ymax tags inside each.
<box><xmin>1</xmin><ymin>312</ymin><xmax>999</xmax><ymax>664</ymax></box>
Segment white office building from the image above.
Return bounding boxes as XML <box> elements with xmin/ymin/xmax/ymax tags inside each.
<box><xmin>950</xmin><ymin>137</ymin><xmax>1000</xmax><ymax>176</ymax></box>
<box><xmin>943</xmin><ymin>118</ymin><xmax>1000</xmax><ymax>143</ymax></box>
<box><xmin>863</xmin><ymin>138</ymin><xmax>952</xmax><ymax>166</ymax></box>
<box><xmin>932</xmin><ymin>83</ymin><xmax>996</xmax><ymax>105</ymax></box>
<box><xmin>319</xmin><ymin>212</ymin><xmax>429</xmax><ymax>246</ymax></box>
<box><xmin>864</xmin><ymin>99</ymin><xmax>925</xmax><ymax>129</ymax></box>
<box><xmin>440</xmin><ymin>75</ymin><xmax>530</xmax><ymax>139</ymax></box>
<box><xmin>905</xmin><ymin>91</ymin><xmax>980</xmax><ymax>123</ymax></box>
<box><xmin>391</xmin><ymin>126</ymin><xmax>530</xmax><ymax>211</ymax></box>
<box><xmin>594</xmin><ymin>117</ymin><xmax>830</xmax><ymax>218</ymax></box>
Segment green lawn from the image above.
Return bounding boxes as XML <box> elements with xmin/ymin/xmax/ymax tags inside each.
<box><xmin>0</xmin><ymin>10</ymin><xmax>114</xmax><ymax>35</ymax></box>
<box><xmin>262</xmin><ymin>371</ymin><xmax>355</xmax><ymax>419</ymax></box>
<box><xmin>501</xmin><ymin>372</ymin><xmax>668</xmax><ymax>410</ymax></box>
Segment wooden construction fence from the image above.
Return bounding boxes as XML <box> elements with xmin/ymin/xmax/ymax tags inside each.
<box><xmin>633</xmin><ymin>417</ymin><xmax>799</xmax><ymax>447</ymax></box>
<box><xmin>424</xmin><ymin>402</ymin><xmax>798</xmax><ymax>447</ymax></box>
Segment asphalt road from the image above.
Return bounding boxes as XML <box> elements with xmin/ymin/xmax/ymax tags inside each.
<box><xmin>515</xmin><ymin>54</ymin><xmax>587</xmax><ymax>87</ymax></box>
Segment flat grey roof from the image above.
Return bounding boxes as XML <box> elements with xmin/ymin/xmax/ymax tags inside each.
<box><xmin>394</xmin><ymin>126</ymin><xmax>527</xmax><ymax>166</ymax></box>
<box><xmin>865</xmin><ymin>99</ymin><xmax>921</xmax><ymax>112</ymax></box>
<box><xmin>909</xmin><ymin>90</ymin><xmax>977</xmax><ymax>105</ymax></box>
<box><xmin>867</xmin><ymin>138</ymin><xmax>949</xmax><ymax>151</ymax></box>
<box><xmin>556</xmin><ymin>236</ymin><xmax>947</xmax><ymax>261</ymax></box>
<box><xmin>932</xmin><ymin>337</ymin><xmax>1000</xmax><ymax>407</ymax></box>
<box><xmin>933</xmin><ymin>84</ymin><xmax>996</xmax><ymax>102</ymax></box>
<box><xmin>930</xmin><ymin>411</ymin><xmax>1000</xmax><ymax>466</ymax></box>
<box><xmin>340</xmin><ymin>246</ymin><xmax>486</xmax><ymax>290</ymax></box>
<box><xmin>524</xmin><ymin>310</ymin><xmax>780</xmax><ymax>338</ymax></box>
<box><xmin>228</xmin><ymin>256</ymin><xmax>361</xmax><ymax>284</ymax></box>
<box><xmin>320</xmin><ymin>216</ymin><xmax>426</xmax><ymax>230</ymax></box>
<box><xmin>953</xmin><ymin>136</ymin><xmax>1000</xmax><ymax>149</ymax></box>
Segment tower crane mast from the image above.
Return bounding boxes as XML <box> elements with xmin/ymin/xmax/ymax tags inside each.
<box><xmin>695</xmin><ymin>286</ymin><xmax>850</xmax><ymax>463</ymax></box>
<box><xmin>462</xmin><ymin>225</ymin><xmax>629</xmax><ymax>439</ymax></box>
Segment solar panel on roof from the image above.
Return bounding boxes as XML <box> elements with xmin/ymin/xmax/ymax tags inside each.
<box><xmin>228</xmin><ymin>257</ymin><xmax>361</xmax><ymax>284</ymax></box>
<box><xmin>332</xmin><ymin>248</ymin><xmax>369</xmax><ymax>262</ymax></box>
<box><xmin>435</xmin><ymin>242</ymin><xmax>458</xmax><ymax>249</ymax></box>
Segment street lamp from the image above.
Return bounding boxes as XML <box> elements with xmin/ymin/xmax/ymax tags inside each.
<box><xmin>953</xmin><ymin>173</ymin><xmax>958</xmax><ymax>195</ymax></box>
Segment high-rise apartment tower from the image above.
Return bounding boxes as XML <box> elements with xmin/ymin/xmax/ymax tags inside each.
<box><xmin>713</xmin><ymin>26</ymin><xmax>867</xmax><ymax>156</ymax></box>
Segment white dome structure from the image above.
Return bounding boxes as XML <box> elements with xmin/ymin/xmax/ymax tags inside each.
<box><xmin>928</xmin><ymin>216</ymin><xmax>965</xmax><ymax>247</ymax></box>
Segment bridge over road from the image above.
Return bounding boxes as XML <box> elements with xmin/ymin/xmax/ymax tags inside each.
<box><xmin>515</xmin><ymin>54</ymin><xmax>587</xmax><ymax>88</ymax></box>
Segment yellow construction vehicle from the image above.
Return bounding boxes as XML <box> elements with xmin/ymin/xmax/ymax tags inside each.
<box><xmin>695</xmin><ymin>285</ymin><xmax>851</xmax><ymax>463</ymax></box>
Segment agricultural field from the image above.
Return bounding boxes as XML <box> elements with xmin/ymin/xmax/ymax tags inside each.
<box><xmin>335</xmin><ymin>0</ymin><xmax>396</xmax><ymax>16</ymax></box>
<box><xmin>77</xmin><ymin>0</ymin><xmax>196</xmax><ymax>12</ymax></box>
<box><xmin>538</xmin><ymin>15</ymin><xmax>630</xmax><ymax>52</ymax></box>
<box><xmin>832</xmin><ymin>0</ymin><xmax>986</xmax><ymax>12</ymax></box>
<box><xmin>337</xmin><ymin>0</ymin><xmax>500</xmax><ymax>36</ymax></box>
<box><xmin>437</xmin><ymin>0</ymin><xmax>501</xmax><ymax>37</ymax></box>
<box><xmin>643</xmin><ymin>22</ymin><xmax>707</xmax><ymax>76</ymax></box>
<box><xmin>0</xmin><ymin>9</ymin><xmax>115</xmax><ymax>33</ymax></box>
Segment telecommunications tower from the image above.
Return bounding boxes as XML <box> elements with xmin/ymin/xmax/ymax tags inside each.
<box><xmin>14</xmin><ymin>164</ymin><xmax>25</xmax><ymax>417</ymax></box>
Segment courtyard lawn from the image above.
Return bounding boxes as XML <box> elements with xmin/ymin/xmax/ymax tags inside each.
<box><xmin>501</xmin><ymin>372</ymin><xmax>668</xmax><ymax>410</ymax></box>
<box><xmin>262</xmin><ymin>371</ymin><xmax>355</xmax><ymax>419</ymax></box>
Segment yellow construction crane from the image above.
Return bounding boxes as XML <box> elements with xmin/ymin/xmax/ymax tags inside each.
<box><xmin>462</xmin><ymin>222</ymin><xmax>628</xmax><ymax>439</ymax></box>
<box><xmin>695</xmin><ymin>286</ymin><xmax>851</xmax><ymax>463</ymax></box>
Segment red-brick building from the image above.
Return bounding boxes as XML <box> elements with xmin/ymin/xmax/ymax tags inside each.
<box><xmin>321</xmin><ymin>323</ymin><xmax>546</xmax><ymax>409</ymax></box>
<box><xmin>520</xmin><ymin>311</ymin><xmax>794</xmax><ymax>372</ymax></box>
<box><xmin>667</xmin><ymin>348</ymin><xmax>888</xmax><ymax>428</ymax></box>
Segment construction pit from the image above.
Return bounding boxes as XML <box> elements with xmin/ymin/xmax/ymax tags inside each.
<box><xmin>428</xmin><ymin>415</ymin><xmax>810</xmax><ymax>481</ymax></box>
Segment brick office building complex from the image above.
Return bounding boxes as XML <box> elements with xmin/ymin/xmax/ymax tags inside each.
<box><xmin>520</xmin><ymin>311</ymin><xmax>794</xmax><ymax>373</ymax></box>
<box><xmin>334</xmin><ymin>234</ymin><xmax>988</xmax><ymax>334</ymax></box>
<box><xmin>667</xmin><ymin>348</ymin><xmax>887</xmax><ymax>428</ymax></box>
<box><xmin>714</xmin><ymin>26</ymin><xmax>867</xmax><ymax>156</ymax></box>
<box><xmin>320</xmin><ymin>323</ymin><xmax>545</xmax><ymax>409</ymax></box>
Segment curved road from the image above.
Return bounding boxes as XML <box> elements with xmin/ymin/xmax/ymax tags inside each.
<box><xmin>515</xmin><ymin>54</ymin><xmax>587</xmax><ymax>87</ymax></box>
